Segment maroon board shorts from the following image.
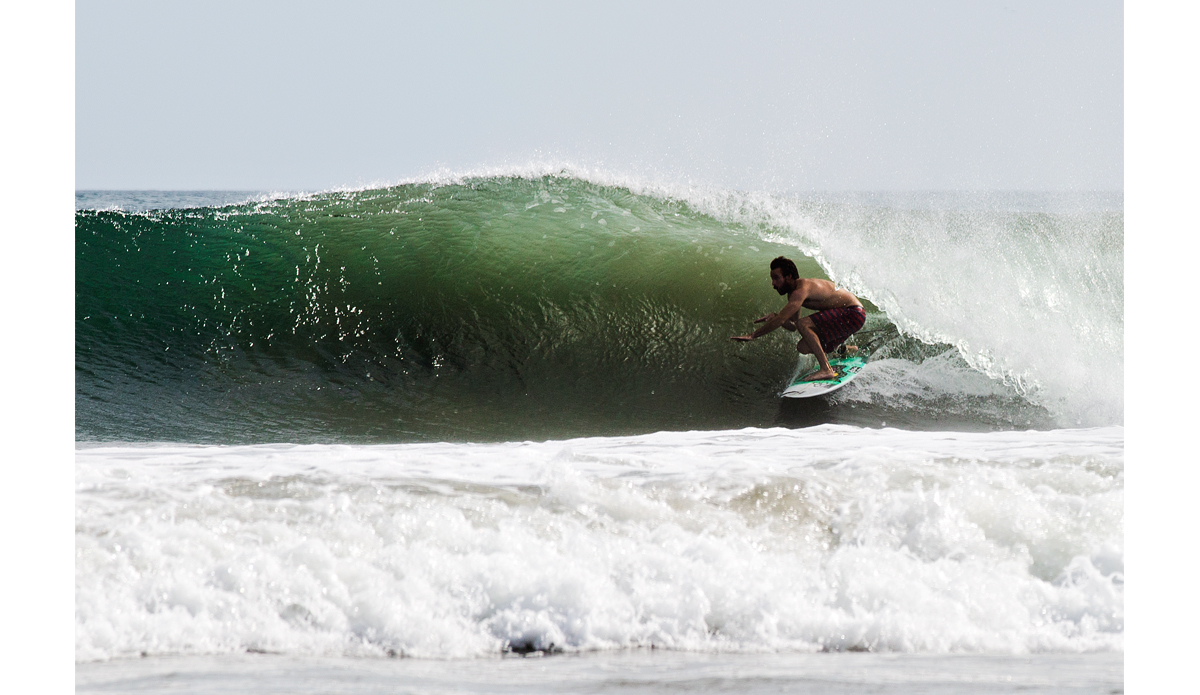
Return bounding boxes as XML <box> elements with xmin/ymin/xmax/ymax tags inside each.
<box><xmin>808</xmin><ymin>305</ymin><xmax>866</xmax><ymax>353</ymax></box>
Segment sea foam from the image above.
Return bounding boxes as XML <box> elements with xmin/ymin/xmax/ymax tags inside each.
<box><xmin>76</xmin><ymin>425</ymin><xmax>1123</xmax><ymax>661</ymax></box>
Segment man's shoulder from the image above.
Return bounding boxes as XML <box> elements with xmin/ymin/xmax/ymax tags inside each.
<box><xmin>800</xmin><ymin>277</ymin><xmax>838</xmax><ymax>293</ymax></box>
<box><xmin>792</xmin><ymin>278</ymin><xmax>826</xmax><ymax>294</ymax></box>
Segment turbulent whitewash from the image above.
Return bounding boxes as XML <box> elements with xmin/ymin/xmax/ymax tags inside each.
<box><xmin>76</xmin><ymin>425</ymin><xmax>1122</xmax><ymax>660</ymax></box>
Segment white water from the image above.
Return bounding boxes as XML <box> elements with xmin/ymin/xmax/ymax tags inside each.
<box><xmin>77</xmin><ymin>425</ymin><xmax>1122</xmax><ymax>662</ymax></box>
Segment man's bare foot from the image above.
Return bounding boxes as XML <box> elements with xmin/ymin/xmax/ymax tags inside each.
<box><xmin>802</xmin><ymin>368</ymin><xmax>839</xmax><ymax>382</ymax></box>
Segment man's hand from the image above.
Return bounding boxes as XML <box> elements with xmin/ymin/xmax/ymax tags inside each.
<box><xmin>733</xmin><ymin>313</ymin><xmax>777</xmax><ymax>341</ymax></box>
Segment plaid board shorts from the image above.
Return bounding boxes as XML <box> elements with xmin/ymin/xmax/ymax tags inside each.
<box><xmin>808</xmin><ymin>305</ymin><xmax>867</xmax><ymax>353</ymax></box>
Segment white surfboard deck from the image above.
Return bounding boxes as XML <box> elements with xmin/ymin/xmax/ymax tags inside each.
<box><xmin>781</xmin><ymin>354</ymin><xmax>867</xmax><ymax>398</ymax></box>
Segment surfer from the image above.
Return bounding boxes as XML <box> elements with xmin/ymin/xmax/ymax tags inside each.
<box><xmin>731</xmin><ymin>256</ymin><xmax>866</xmax><ymax>381</ymax></box>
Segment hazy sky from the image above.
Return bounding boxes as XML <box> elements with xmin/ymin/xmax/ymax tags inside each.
<box><xmin>76</xmin><ymin>0</ymin><xmax>1122</xmax><ymax>191</ymax></box>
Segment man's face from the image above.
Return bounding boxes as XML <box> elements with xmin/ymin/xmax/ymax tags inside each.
<box><xmin>771</xmin><ymin>268</ymin><xmax>795</xmax><ymax>295</ymax></box>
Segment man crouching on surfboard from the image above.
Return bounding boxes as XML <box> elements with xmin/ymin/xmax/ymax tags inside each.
<box><xmin>731</xmin><ymin>256</ymin><xmax>866</xmax><ymax>381</ymax></box>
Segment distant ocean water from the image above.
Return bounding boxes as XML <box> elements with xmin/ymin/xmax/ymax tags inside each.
<box><xmin>75</xmin><ymin>170</ymin><xmax>1122</xmax><ymax>693</ymax></box>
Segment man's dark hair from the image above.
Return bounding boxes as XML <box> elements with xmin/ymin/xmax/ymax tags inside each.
<box><xmin>770</xmin><ymin>256</ymin><xmax>799</xmax><ymax>280</ymax></box>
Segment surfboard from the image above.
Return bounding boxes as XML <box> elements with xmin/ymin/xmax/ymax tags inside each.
<box><xmin>781</xmin><ymin>354</ymin><xmax>867</xmax><ymax>398</ymax></box>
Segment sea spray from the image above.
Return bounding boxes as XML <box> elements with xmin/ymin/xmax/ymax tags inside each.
<box><xmin>786</xmin><ymin>200</ymin><xmax>1122</xmax><ymax>425</ymax></box>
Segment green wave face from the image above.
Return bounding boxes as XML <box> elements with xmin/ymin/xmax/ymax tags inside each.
<box><xmin>78</xmin><ymin>176</ymin><xmax>847</xmax><ymax>442</ymax></box>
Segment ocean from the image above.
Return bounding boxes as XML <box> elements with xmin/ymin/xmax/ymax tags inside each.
<box><xmin>75</xmin><ymin>171</ymin><xmax>1123</xmax><ymax>693</ymax></box>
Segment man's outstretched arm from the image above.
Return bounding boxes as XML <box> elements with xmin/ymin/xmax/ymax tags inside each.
<box><xmin>731</xmin><ymin>297</ymin><xmax>805</xmax><ymax>341</ymax></box>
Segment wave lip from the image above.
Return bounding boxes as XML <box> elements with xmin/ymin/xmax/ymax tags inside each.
<box><xmin>76</xmin><ymin>426</ymin><xmax>1123</xmax><ymax>661</ymax></box>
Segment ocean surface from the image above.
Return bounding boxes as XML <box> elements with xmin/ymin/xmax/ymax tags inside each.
<box><xmin>75</xmin><ymin>172</ymin><xmax>1123</xmax><ymax>693</ymax></box>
